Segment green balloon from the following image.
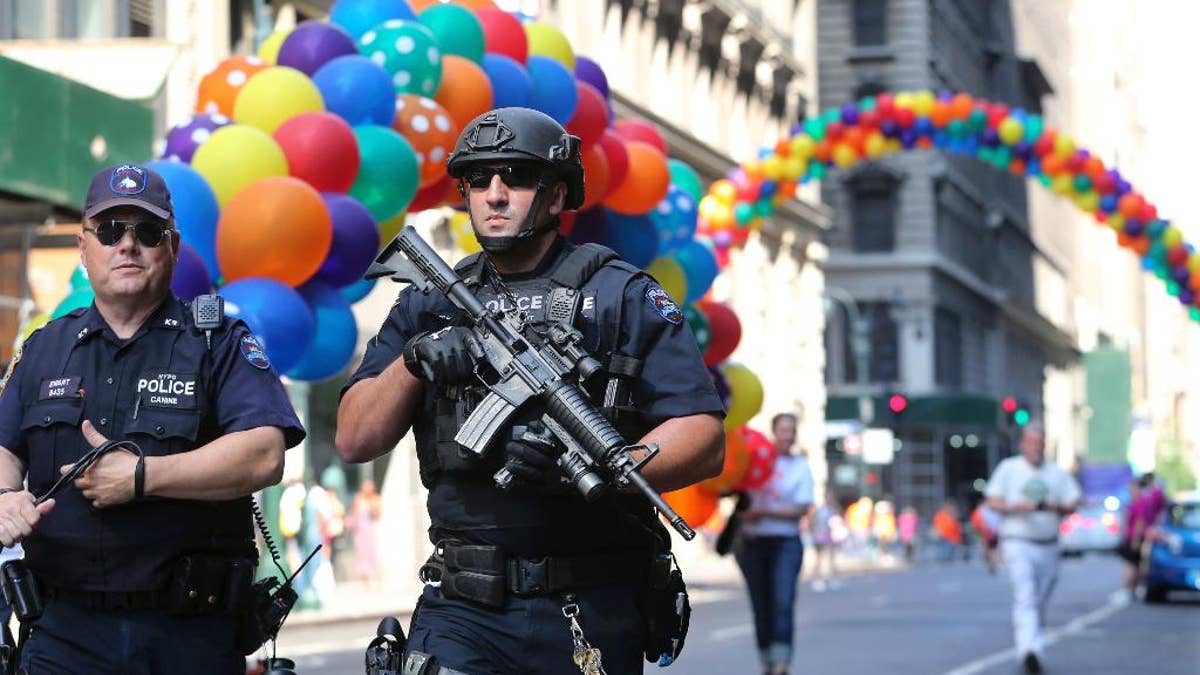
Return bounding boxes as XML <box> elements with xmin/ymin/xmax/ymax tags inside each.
<box><xmin>1073</xmin><ymin>175</ymin><xmax>1092</xmax><ymax>193</ymax></box>
<box><xmin>1189</xmin><ymin>307</ymin><xmax>1200</xmax><ymax>322</ymax></box>
<box><xmin>349</xmin><ymin>125</ymin><xmax>421</xmax><ymax>222</ymax></box>
<box><xmin>1024</xmin><ymin>115</ymin><xmax>1044</xmax><ymax>143</ymax></box>
<box><xmin>69</xmin><ymin>263</ymin><xmax>90</xmax><ymax>290</ymax></box>
<box><xmin>358</xmin><ymin>19</ymin><xmax>442</xmax><ymax>96</ymax></box>
<box><xmin>1167</xmin><ymin>280</ymin><xmax>1181</xmax><ymax>297</ymax></box>
<box><xmin>809</xmin><ymin>162</ymin><xmax>826</xmax><ymax>180</ymax></box>
<box><xmin>734</xmin><ymin>203</ymin><xmax>754</xmax><ymax>225</ymax></box>
<box><xmin>419</xmin><ymin>4</ymin><xmax>484</xmax><ymax>64</ymax></box>
<box><xmin>755</xmin><ymin>199</ymin><xmax>775</xmax><ymax>218</ymax></box>
<box><xmin>1149</xmin><ymin>241</ymin><xmax>1168</xmax><ymax>263</ymax></box>
<box><xmin>52</xmin><ymin>287</ymin><xmax>94</xmax><ymax>319</ymax></box>
<box><xmin>1145</xmin><ymin>219</ymin><xmax>1166</xmax><ymax>239</ymax></box>
<box><xmin>684</xmin><ymin>304</ymin><xmax>711</xmax><ymax>354</ymax></box>
<box><xmin>858</xmin><ymin>96</ymin><xmax>877</xmax><ymax>112</ymax></box>
<box><xmin>947</xmin><ymin>119</ymin><xmax>965</xmax><ymax>138</ymax></box>
<box><xmin>668</xmin><ymin>159</ymin><xmax>704</xmax><ymax>203</ymax></box>
<box><xmin>804</xmin><ymin>118</ymin><xmax>826</xmax><ymax>141</ymax></box>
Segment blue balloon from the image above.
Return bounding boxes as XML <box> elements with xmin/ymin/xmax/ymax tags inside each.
<box><xmin>673</xmin><ymin>240</ymin><xmax>718</xmax><ymax>303</ymax></box>
<box><xmin>286</xmin><ymin>281</ymin><xmax>359</xmax><ymax>382</ymax></box>
<box><xmin>172</xmin><ymin>242</ymin><xmax>212</xmax><ymax>303</ymax></box>
<box><xmin>649</xmin><ymin>193</ymin><xmax>677</xmax><ymax>255</ymax></box>
<box><xmin>339</xmin><ymin>276</ymin><xmax>377</xmax><ymax>304</ymax></box>
<box><xmin>481</xmin><ymin>54</ymin><xmax>533</xmax><ymax>109</ymax></box>
<box><xmin>313</xmin><ymin>55</ymin><xmax>397</xmax><ymax>127</ymax></box>
<box><xmin>314</xmin><ymin>193</ymin><xmax>379</xmax><ymax>288</ymax></box>
<box><xmin>526</xmin><ymin>56</ymin><xmax>578</xmax><ymax>125</ymax></box>
<box><xmin>143</xmin><ymin>160</ymin><xmax>220</xmax><ymax>281</ymax></box>
<box><xmin>330</xmin><ymin>0</ymin><xmax>416</xmax><ymax>41</ymax></box>
<box><xmin>601</xmin><ymin>210</ymin><xmax>658</xmax><ymax>269</ymax></box>
<box><xmin>567</xmin><ymin>208</ymin><xmax>607</xmax><ymax>246</ymax></box>
<box><xmin>220</xmin><ymin>278</ymin><xmax>314</xmax><ymax>373</ymax></box>
<box><xmin>668</xmin><ymin>188</ymin><xmax>698</xmax><ymax>247</ymax></box>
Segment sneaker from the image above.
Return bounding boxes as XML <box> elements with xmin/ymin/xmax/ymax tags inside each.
<box><xmin>1022</xmin><ymin>652</ymin><xmax>1043</xmax><ymax>674</ymax></box>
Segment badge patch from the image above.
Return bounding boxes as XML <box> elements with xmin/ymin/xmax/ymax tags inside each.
<box><xmin>240</xmin><ymin>334</ymin><xmax>271</xmax><ymax>370</ymax></box>
<box><xmin>110</xmin><ymin>165</ymin><xmax>147</xmax><ymax>195</ymax></box>
<box><xmin>645</xmin><ymin>286</ymin><xmax>684</xmax><ymax>324</ymax></box>
<box><xmin>39</xmin><ymin>376</ymin><xmax>82</xmax><ymax>401</ymax></box>
<box><xmin>136</xmin><ymin>371</ymin><xmax>198</xmax><ymax>409</ymax></box>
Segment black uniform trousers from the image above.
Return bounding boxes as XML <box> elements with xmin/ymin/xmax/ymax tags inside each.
<box><xmin>407</xmin><ymin>583</ymin><xmax>647</xmax><ymax>674</ymax></box>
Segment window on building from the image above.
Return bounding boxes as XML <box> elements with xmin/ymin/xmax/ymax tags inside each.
<box><xmin>9</xmin><ymin>0</ymin><xmax>49</xmax><ymax>38</ymax></box>
<box><xmin>842</xmin><ymin>302</ymin><xmax>899</xmax><ymax>384</ymax></box>
<box><xmin>935</xmin><ymin>307</ymin><xmax>963</xmax><ymax>387</ymax></box>
<box><xmin>852</xmin><ymin>184</ymin><xmax>897</xmax><ymax>252</ymax></box>
<box><xmin>853</xmin><ymin>0</ymin><xmax>888</xmax><ymax>47</ymax></box>
<box><xmin>854</xmin><ymin>80</ymin><xmax>888</xmax><ymax>102</ymax></box>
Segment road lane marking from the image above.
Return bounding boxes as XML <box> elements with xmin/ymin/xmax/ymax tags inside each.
<box><xmin>710</xmin><ymin>624</ymin><xmax>754</xmax><ymax>641</ymax></box>
<box><xmin>938</xmin><ymin>599</ymin><xmax>1128</xmax><ymax>675</ymax></box>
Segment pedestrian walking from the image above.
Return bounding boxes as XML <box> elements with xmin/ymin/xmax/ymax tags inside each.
<box><xmin>809</xmin><ymin>491</ymin><xmax>841</xmax><ymax>591</ymax></box>
<box><xmin>932</xmin><ymin>501</ymin><xmax>963</xmax><ymax>562</ymax></box>
<box><xmin>898</xmin><ymin>506</ymin><xmax>919</xmax><ymax>563</ymax></box>
<box><xmin>985</xmin><ymin>424</ymin><xmax>1081</xmax><ymax>674</ymax></box>
<box><xmin>350</xmin><ymin>479</ymin><xmax>383</xmax><ymax>591</ymax></box>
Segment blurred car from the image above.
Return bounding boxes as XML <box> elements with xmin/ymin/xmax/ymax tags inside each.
<box><xmin>1058</xmin><ymin>502</ymin><xmax>1123</xmax><ymax>556</ymax></box>
<box><xmin>1145</xmin><ymin>494</ymin><xmax>1200</xmax><ymax>603</ymax></box>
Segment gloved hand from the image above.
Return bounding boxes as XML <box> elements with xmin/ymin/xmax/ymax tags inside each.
<box><xmin>403</xmin><ymin>327</ymin><xmax>478</xmax><ymax>384</ymax></box>
<box><xmin>502</xmin><ymin>421</ymin><xmax>566</xmax><ymax>488</ymax></box>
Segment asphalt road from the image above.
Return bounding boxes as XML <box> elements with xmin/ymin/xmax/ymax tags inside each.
<box><xmin>269</xmin><ymin>553</ymin><xmax>1199</xmax><ymax>674</ymax></box>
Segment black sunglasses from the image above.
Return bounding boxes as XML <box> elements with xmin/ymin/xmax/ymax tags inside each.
<box><xmin>83</xmin><ymin>219</ymin><xmax>173</xmax><ymax>247</ymax></box>
<box><xmin>462</xmin><ymin>165</ymin><xmax>546</xmax><ymax>191</ymax></box>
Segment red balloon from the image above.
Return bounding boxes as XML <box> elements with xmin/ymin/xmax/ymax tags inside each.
<box><xmin>1168</xmin><ymin>244</ymin><xmax>1190</xmax><ymax>267</ymax></box>
<box><xmin>894</xmin><ymin>108</ymin><xmax>916</xmax><ymax>129</ymax></box>
<box><xmin>558</xmin><ymin>210</ymin><xmax>576</xmax><ymax>237</ymax></box>
<box><xmin>1118</xmin><ymin>193</ymin><xmax>1145</xmax><ymax>219</ymax></box>
<box><xmin>698</xmin><ymin>300</ymin><xmax>741</xmax><ymax>367</ymax></box>
<box><xmin>566</xmin><ymin>82</ymin><xmax>609</xmax><ymax>148</ymax></box>
<box><xmin>1140</xmin><ymin>202</ymin><xmax>1158</xmax><ymax>222</ymax></box>
<box><xmin>735</xmin><ymin>427</ymin><xmax>776</xmax><ymax>491</ymax></box>
<box><xmin>407</xmin><ymin>173</ymin><xmax>453</xmax><ymax>212</ymax></box>
<box><xmin>476</xmin><ymin>7</ymin><xmax>527</xmax><ymax>63</ymax></box>
<box><xmin>274</xmin><ymin>112</ymin><xmax>360</xmax><ymax>193</ymax></box>
<box><xmin>596</xmin><ymin>129</ymin><xmax>629</xmax><ymax>198</ymax></box>
<box><xmin>613</xmin><ymin>119</ymin><xmax>667</xmax><ymax>155</ymax></box>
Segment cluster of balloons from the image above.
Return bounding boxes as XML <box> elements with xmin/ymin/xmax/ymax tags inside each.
<box><xmin>703</xmin><ymin>89</ymin><xmax>1200</xmax><ymax>320</ymax></box>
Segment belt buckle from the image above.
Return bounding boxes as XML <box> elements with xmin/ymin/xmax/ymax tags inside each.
<box><xmin>512</xmin><ymin>557</ymin><xmax>549</xmax><ymax>595</ymax></box>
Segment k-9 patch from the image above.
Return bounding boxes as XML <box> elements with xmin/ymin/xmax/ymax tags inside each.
<box><xmin>645</xmin><ymin>286</ymin><xmax>684</xmax><ymax>324</ymax></box>
<box><xmin>240</xmin><ymin>334</ymin><xmax>271</xmax><ymax>370</ymax></box>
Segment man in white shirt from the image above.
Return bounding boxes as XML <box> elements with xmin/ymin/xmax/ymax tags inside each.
<box><xmin>985</xmin><ymin>424</ymin><xmax>1081</xmax><ymax>674</ymax></box>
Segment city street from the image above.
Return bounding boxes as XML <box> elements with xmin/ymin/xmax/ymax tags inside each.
<box><xmin>270</xmin><ymin>554</ymin><xmax>1199</xmax><ymax>674</ymax></box>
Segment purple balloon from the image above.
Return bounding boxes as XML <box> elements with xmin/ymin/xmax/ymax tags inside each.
<box><xmin>1172</xmin><ymin>266</ymin><xmax>1191</xmax><ymax>285</ymax></box>
<box><xmin>567</xmin><ymin>207</ymin><xmax>607</xmax><ymax>246</ymax></box>
<box><xmin>161</xmin><ymin>113</ymin><xmax>230</xmax><ymax>163</ymax></box>
<box><xmin>171</xmin><ymin>242</ymin><xmax>212</xmax><ymax>302</ymax></box>
<box><xmin>575</xmin><ymin>57</ymin><xmax>610</xmax><ymax>101</ymax></box>
<box><xmin>277</xmin><ymin>21</ymin><xmax>359</xmax><ymax>76</ymax></box>
<box><xmin>1180</xmin><ymin>289</ymin><xmax>1195</xmax><ymax>305</ymax></box>
<box><xmin>313</xmin><ymin>193</ymin><xmax>380</xmax><ymax>288</ymax></box>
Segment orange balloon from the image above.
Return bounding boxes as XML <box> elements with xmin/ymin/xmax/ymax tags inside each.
<box><xmin>700</xmin><ymin>428</ymin><xmax>750</xmax><ymax>494</ymax></box>
<box><xmin>393</xmin><ymin>95</ymin><xmax>461</xmax><ymax>188</ymax></box>
<box><xmin>216</xmin><ymin>177</ymin><xmax>333</xmax><ymax>286</ymax></box>
<box><xmin>603</xmin><ymin>141</ymin><xmax>670</xmax><ymax>215</ymax></box>
<box><xmin>434</xmin><ymin>55</ymin><xmax>494</xmax><ymax>130</ymax></box>
<box><xmin>196</xmin><ymin>55</ymin><xmax>267</xmax><ymax>116</ymax></box>
<box><xmin>662</xmin><ymin>485</ymin><xmax>719</xmax><ymax>529</ymax></box>
<box><xmin>579</xmin><ymin>144</ymin><xmax>610</xmax><ymax>211</ymax></box>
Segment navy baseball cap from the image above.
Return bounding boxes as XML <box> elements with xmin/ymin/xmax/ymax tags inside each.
<box><xmin>83</xmin><ymin>164</ymin><xmax>174</xmax><ymax>220</ymax></box>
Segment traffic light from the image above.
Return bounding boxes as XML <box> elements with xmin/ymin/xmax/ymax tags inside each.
<box><xmin>887</xmin><ymin>392</ymin><xmax>908</xmax><ymax>418</ymax></box>
<box><xmin>1002</xmin><ymin>396</ymin><xmax>1030</xmax><ymax>426</ymax></box>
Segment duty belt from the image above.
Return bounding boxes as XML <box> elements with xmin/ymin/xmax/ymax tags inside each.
<box><xmin>419</xmin><ymin>542</ymin><xmax>650</xmax><ymax>608</ymax></box>
<box><xmin>42</xmin><ymin>585</ymin><xmax>167</xmax><ymax>611</ymax></box>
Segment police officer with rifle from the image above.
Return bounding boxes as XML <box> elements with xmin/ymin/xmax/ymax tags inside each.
<box><xmin>338</xmin><ymin>107</ymin><xmax>725</xmax><ymax>674</ymax></box>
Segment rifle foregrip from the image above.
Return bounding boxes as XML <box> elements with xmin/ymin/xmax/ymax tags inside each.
<box><xmin>543</xmin><ymin>381</ymin><xmax>624</xmax><ymax>459</ymax></box>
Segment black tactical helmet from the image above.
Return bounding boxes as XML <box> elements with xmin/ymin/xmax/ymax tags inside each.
<box><xmin>447</xmin><ymin>107</ymin><xmax>584</xmax><ymax>210</ymax></box>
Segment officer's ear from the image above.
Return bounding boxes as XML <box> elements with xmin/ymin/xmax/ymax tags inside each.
<box><xmin>546</xmin><ymin>180</ymin><xmax>568</xmax><ymax>216</ymax></box>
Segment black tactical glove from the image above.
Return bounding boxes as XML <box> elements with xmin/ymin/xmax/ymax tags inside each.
<box><xmin>502</xmin><ymin>421</ymin><xmax>566</xmax><ymax>488</ymax></box>
<box><xmin>403</xmin><ymin>327</ymin><xmax>478</xmax><ymax>384</ymax></box>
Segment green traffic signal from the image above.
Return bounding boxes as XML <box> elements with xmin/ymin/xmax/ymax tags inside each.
<box><xmin>1014</xmin><ymin>408</ymin><xmax>1031</xmax><ymax>426</ymax></box>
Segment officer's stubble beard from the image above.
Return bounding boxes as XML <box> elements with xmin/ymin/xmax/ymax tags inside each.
<box><xmin>470</xmin><ymin>182</ymin><xmax>567</xmax><ymax>275</ymax></box>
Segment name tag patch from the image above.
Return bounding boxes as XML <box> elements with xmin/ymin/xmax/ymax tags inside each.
<box><xmin>39</xmin><ymin>376</ymin><xmax>82</xmax><ymax>400</ymax></box>
<box><xmin>137</xmin><ymin>371</ymin><xmax>198</xmax><ymax>409</ymax></box>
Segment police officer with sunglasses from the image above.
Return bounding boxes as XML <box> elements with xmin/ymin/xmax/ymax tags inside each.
<box><xmin>0</xmin><ymin>164</ymin><xmax>305</xmax><ymax>673</ymax></box>
<box><xmin>337</xmin><ymin>108</ymin><xmax>726</xmax><ymax>673</ymax></box>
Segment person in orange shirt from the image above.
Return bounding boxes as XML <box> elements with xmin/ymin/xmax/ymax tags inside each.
<box><xmin>933</xmin><ymin>500</ymin><xmax>962</xmax><ymax>562</ymax></box>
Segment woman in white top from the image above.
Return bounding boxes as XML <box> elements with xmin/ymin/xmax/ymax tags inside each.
<box><xmin>735</xmin><ymin>413</ymin><xmax>815</xmax><ymax>675</ymax></box>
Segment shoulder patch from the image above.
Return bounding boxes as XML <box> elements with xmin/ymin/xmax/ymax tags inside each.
<box><xmin>239</xmin><ymin>334</ymin><xmax>271</xmax><ymax>370</ymax></box>
<box><xmin>645</xmin><ymin>285</ymin><xmax>684</xmax><ymax>324</ymax></box>
<box><xmin>0</xmin><ymin>344</ymin><xmax>23</xmax><ymax>398</ymax></box>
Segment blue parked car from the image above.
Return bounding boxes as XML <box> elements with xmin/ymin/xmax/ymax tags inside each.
<box><xmin>1145</xmin><ymin>493</ymin><xmax>1200</xmax><ymax>603</ymax></box>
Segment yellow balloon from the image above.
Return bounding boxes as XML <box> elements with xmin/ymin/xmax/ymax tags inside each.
<box><xmin>232</xmin><ymin>66</ymin><xmax>325</xmax><ymax>134</ymax></box>
<box><xmin>645</xmin><ymin>256</ymin><xmax>687</xmax><ymax>304</ymax></box>
<box><xmin>19</xmin><ymin>313</ymin><xmax>50</xmax><ymax>342</ymax></box>
<box><xmin>1106</xmin><ymin>214</ymin><xmax>1125</xmax><ymax>232</ymax></box>
<box><xmin>762</xmin><ymin>155</ymin><xmax>784</xmax><ymax>181</ymax></box>
<box><xmin>998</xmin><ymin>118</ymin><xmax>1024</xmax><ymax>146</ymax></box>
<box><xmin>1075</xmin><ymin>190</ymin><xmax>1099</xmax><ymax>212</ymax></box>
<box><xmin>832</xmin><ymin>142</ymin><xmax>858</xmax><ymax>168</ymax></box>
<box><xmin>790</xmin><ymin>135</ymin><xmax>815</xmax><ymax>161</ymax></box>
<box><xmin>1050</xmin><ymin>174</ymin><xmax>1073</xmax><ymax>195</ymax></box>
<box><xmin>783</xmin><ymin>157</ymin><xmax>805</xmax><ymax>181</ymax></box>
<box><xmin>1053</xmin><ymin>134</ymin><xmax>1076</xmax><ymax>160</ymax></box>
<box><xmin>191</xmin><ymin>125</ymin><xmax>290</xmax><ymax>208</ymax></box>
<box><xmin>1163</xmin><ymin>226</ymin><xmax>1183</xmax><ymax>247</ymax></box>
<box><xmin>912</xmin><ymin>90</ymin><xmax>934</xmax><ymax>117</ymax></box>
<box><xmin>257</xmin><ymin>30</ymin><xmax>292</xmax><ymax>65</ymax></box>
<box><xmin>524</xmin><ymin>22</ymin><xmax>575</xmax><ymax>70</ymax></box>
<box><xmin>864</xmin><ymin>131</ymin><xmax>886</xmax><ymax>158</ymax></box>
<box><xmin>721</xmin><ymin>362</ymin><xmax>764</xmax><ymax>430</ymax></box>
<box><xmin>1188</xmin><ymin>252</ymin><xmax>1200</xmax><ymax>273</ymax></box>
<box><xmin>447</xmin><ymin>211</ymin><xmax>481</xmax><ymax>254</ymax></box>
<box><xmin>378</xmin><ymin>212</ymin><xmax>407</xmax><ymax>249</ymax></box>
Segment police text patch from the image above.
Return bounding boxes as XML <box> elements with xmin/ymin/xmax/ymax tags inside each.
<box><xmin>137</xmin><ymin>371</ymin><xmax>198</xmax><ymax>409</ymax></box>
<box><xmin>39</xmin><ymin>376</ymin><xmax>82</xmax><ymax>400</ymax></box>
<box><xmin>644</xmin><ymin>286</ymin><xmax>683</xmax><ymax>324</ymax></box>
<box><xmin>240</xmin><ymin>334</ymin><xmax>271</xmax><ymax>370</ymax></box>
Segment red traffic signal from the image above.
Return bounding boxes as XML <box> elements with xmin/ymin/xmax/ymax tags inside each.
<box><xmin>888</xmin><ymin>393</ymin><xmax>909</xmax><ymax>415</ymax></box>
<box><xmin>1001</xmin><ymin>396</ymin><xmax>1019</xmax><ymax>414</ymax></box>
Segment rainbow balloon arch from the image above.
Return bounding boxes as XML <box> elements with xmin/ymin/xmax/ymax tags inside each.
<box><xmin>41</xmin><ymin>0</ymin><xmax>1195</xmax><ymax>528</ymax></box>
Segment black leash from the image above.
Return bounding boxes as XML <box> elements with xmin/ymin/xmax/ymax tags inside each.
<box><xmin>34</xmin><ymin>439</ymin><xmax>144</xmax><ymax>505</ymax></box>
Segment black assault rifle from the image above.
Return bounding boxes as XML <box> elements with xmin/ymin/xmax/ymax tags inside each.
<box><xmin>367</xmin><ymin>227</ymin><xmax>695</xmax><ymax>540</ymax></box>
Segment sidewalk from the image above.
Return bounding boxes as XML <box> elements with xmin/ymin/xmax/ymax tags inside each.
<box><xmin>285</xmin><ymin>547</ymin><xmax>908</xmax><ymax>628</ymax></box>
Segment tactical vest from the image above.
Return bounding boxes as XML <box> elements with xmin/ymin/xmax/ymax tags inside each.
<box><xmin>413</xmin><ymin>244</ymin><xmax>652</xmax><ymax>490</ymax></box>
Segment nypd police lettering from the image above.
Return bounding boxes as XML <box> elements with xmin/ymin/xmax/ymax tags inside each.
<box><xmin>136</xmin><ymin>371</ymin><xmax>198</xmax><ymax>408</ymax></box>
<box><xmin>484</xmin><ymin>294</ymin><xmax>596</xmax><ymax>314</ymax></box>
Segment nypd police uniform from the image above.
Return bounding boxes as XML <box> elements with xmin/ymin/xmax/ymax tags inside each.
<box><xmin>0</xmin><ymin>296</ymin><xmax>304</xmax><ymax>674</ymax></box>
<box><xmin>343</xmin><ymin>235</ymin><xmax>723</xmax><ymax>674</ymax></box>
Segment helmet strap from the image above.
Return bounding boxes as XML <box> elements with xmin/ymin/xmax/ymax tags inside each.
<box><xmin>471</xmin><ymin>182</ymin><xmax>561</xmax><ymax>254</ymax></box>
